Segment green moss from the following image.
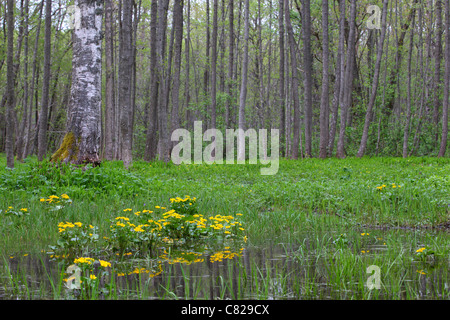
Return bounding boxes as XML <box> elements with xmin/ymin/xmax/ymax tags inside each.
<box><xmin>50</xmin><ymin>132</ymin><xmax>78</xmax><ymax>163</ymax></box>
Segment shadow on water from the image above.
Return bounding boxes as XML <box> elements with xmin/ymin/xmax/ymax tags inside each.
<box><xmin>1</xmin><ymin>228</ymin><xmax>449</xmax><ymax>300</ymax></box>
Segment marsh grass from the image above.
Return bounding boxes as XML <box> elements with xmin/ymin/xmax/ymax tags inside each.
<box><xmin>0</xmin><ymin>155</ymin><xmax>449</xmax><ymax>299</ymax></box>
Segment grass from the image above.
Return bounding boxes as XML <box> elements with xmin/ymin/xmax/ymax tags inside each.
<box><xmin>0</xmin><ymin>154</ymin><xmax>449</xmax><ymax>299</ymax></box>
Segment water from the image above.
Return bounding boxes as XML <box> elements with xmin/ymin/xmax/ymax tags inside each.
<box><xmin>1</xmin><ymin>228</ymin><xmax>449</xmax><ymax>300</ymax></box>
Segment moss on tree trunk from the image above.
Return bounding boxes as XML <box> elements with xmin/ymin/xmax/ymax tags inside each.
<box><xmin>50</xmin><ymin>132</ymin><xmax>79</xmax><ymax>163</ymax></box>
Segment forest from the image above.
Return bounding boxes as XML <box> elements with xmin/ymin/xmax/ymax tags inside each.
<box><xmin>0</xmin><ymin>0</ymin><xmax>449</xmax><ymax>302</ymax></box>
<box><xmin>0</xmin><ymin>0</ymin><xmax>448</xmax><ymax>167</ymax></box>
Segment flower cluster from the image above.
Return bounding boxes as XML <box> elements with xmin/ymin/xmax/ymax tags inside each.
<box><xmin>376</xmin><ymin>183</ymin><xmax>402</xmax><ymax>191</ymax></box>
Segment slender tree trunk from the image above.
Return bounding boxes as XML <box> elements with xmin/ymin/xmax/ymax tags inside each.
<box><xmin>37</xmin><ymin>0</ymin><xmax>52</xmax><ymax>161</ymax></box>
<box><xmin>211</xmin><ymin>0</ymin><xmax>218</xmax><ymax>130</ymax></box>
<box><xmin>319</xmin><ymin>0</ymin><xmax>329</xmax><ymax>159</ymax></box>
<box><xmin>5</xmin><ymin>0</ymin><xmax>15</xmax><ymax>168</ymax></box>
<box><xmin>278</xmin><ymin>0</ymin><xmax>285</xmax><ymax>157</ymax></box>
<box><xmin>237</xmin><ymin>0</ymin><xmax>249</xmax><ymax>161</ymax></box>
<box><xmin>328</xmin><ymin>0</ymin><xmax>345</xmax><ymax>156</ymax></box>
<box><xmin>171</xmin><ymin>0</ymin><xmax>183</xmax><ymax>137</ymax></box>
<box><xmin>119</xmin><ymin>0</ymin><xmax>133</xmax><ymax>168</ymax></box>
<box><xmin>403</xmin><ymin>9</ymin><xmax>415</xmax><ymax>158</ymax></box>
<box><xmin>357</xmin><ymin>0</ymin><xmax>388</xmax><ymax>158</ymax></box>
<box><xmin>144</xmin><ymin>0</ymin><xmax>159</xmax><ymax>161</ymax></box>
<box><xmin>303</xmin><ymin>0</ymin><xmax>313</xmax><ymax>157</ymax></box>
<box><xmin>104</xmin><ymin>0</ymin><xmax>115</xmax><ymax>160</ymax></box>
<box><xmin>16</xmin><ymin>0</ymin><xmax>29</xmax><ymax>162</ymax></box>
<box><xmin>433</xmin><ymin>0</ymin><xmax>442</xmax><ymax>148</ymax></box>
<box><xmin>51</xmin><ymin>0</ymin><xmax>103</xmax><ymax>165</ymax></box>
<box><xmin>438</xmin><ymin>0</ymin><xmax>449</xmax><ymax>157</ymax></box>
<box><xmin>336</xmin><ymin>0</ymin><xmax>356</xmax><ymax>159</ymax></box>
<box><xmin>157</xmin><ymin>0</ymin><xmax>170</xmax><ymax>162</ymax></box>
<box><xmin>225</xmin><ymin>0</ymin><xmax>234</xmax><ymax>128</ymax></box>
<box><xmin>285</xmin><ymin>0</ymin><xmax>300</xmax><ymax>159</ymax></box>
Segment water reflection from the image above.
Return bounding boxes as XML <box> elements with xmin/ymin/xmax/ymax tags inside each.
<box><xmin>1</xmin><ymin>230</ymin><xmax>449</xmax><ymax>300</ymax></box>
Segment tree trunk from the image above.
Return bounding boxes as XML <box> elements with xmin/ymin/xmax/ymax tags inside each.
<box><xmin>211</xmin><ymin>0</ymin><xmax>218</xmax><ymax>130</ymax></box>
<box><xmin>336</xmin><ymin>0</ymin><xmax>356</xmax><ymax>159</ymax></box>
<box><xmin>37</xmin><ymin>0</ymin><xmax>52</xmax><ymax>161</ymax></box>
<box><xmin>278</xmin><ymin>0</ymin><xmax>285</xmax><ymax>157</ymax></box>
<box><xmin>50</xmin><ymin>0</ymin><xmax>103</xmax><ymax>165</ymax></box>
<box><xmin>433</xmin><ymin>0</ymin><xmax>442</xmax><ymax>148</ymax></box>
<box><xmin>171</xmin><ymin>0</ymin><xmax>183</xmax><ymax>137</ymax></box>
<box><xmin>303</xmin><ymin>0</ymin><xmax>313</xmax><ymax>157</ymax></box>
<box><xmin>118</xmin><ymin>0</ymin><xmax>133</xmax><ymax>168</ymax></box>
<box><xmin>5</xmin><ymin>0</ymin><xmax>15</xmax><ymax>168</ymax></box>
<box><xmin>144</xmin><ymin>0</ymin><xmax>159</xmax><ymax>161</ymax></box>
<box><xmin>438</xmin><ymin>0</ymin><xmax>449</xmax><ymax>157</ymax></box>
<box><xmin>285</xmin><ymin>0</ymin><xmax>300</xmax><ymax>159</ymax></box>
<box><xmin>157</xmin><ymin>0</ymin><xmax>170</xmax><ymax>162</ymax></box>
<box><xmin>104</xmin><ymin>0</ymin><xmax>115</xmax><ymax>160</ymax></box>
<box><xmin>328</xmin><ymin>0</ymin><xmax>345</xmax><ymax>156</ymax></box>
<box><xmin>237</xmin><ymin>0</ymin><xmax>249</xmax><ymax>161</ymax></box>
<box><xmin>319</xmin><ymin>0</ymin><xmax>329</xmax><ymax>159</ymax></box>
<box><xmin>357</xmin><ymin>0</ymin><xmax>388</xmax><ymax>158</ymax></box>
<box><xmin>402</xmin><ymin>8</ymin><xmax>415</xmax><ymax>158</ymax></box>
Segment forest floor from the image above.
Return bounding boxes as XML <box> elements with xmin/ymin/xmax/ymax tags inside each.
<box><xmin>0</xmin><ymin>155</ymin><xmax>449</xmax><ymax>299</ymax></box>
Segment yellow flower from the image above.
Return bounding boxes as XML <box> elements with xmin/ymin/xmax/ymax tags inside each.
<box><xmin>416</xmin><ymin>247</ymin><xmax>426</xmax><ymax>253</ymax></box>
<box><xmin>61</xmin><ymin>194</ymin><xmax>70</xmax><ymax>199</ymax></box>
<box><xmin>90</xmin><ymin>274</ymin><xmax>97</xmax><ymax>280</ymax></box>
<box><xmin>74</xmin><ymin>222</ymin><xmax>82</xmax><ymax>227</ymax></box>
<box><xmin>123</xmin><ymin>208</ymin><xmax>132</xmax><ymax>212</ymax></box>
<box><xmin>99</xmin><ymin>260</ymin><xmax>111</xmax><ymax>268</ymax></box>
<box><xmin>40</xmin><ymin>198</ymin><xmax>46</xmax><ymax>202</ymax></box>
<box><xmin>20</xmin><ymin>208</ymin><xmax>28</xmax><ymax>212</ymax></box>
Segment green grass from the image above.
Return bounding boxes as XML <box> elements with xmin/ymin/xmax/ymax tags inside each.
<box><xmin>0</xmin><ymin>155</ymin><xmax>449</xmax><ymax>299</ymax></box>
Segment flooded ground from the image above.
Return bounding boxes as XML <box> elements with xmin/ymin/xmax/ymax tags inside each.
<box><xmin>1</xmin><ymin>227</ymin><xmax>449</xmax><ymax>300</ymax></box>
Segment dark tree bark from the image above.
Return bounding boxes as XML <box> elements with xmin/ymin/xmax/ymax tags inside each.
<box><xmin>225</xmin><ymin>0</ymin><xmax>234</xmax><ymax>128</ymax></box>
<box><xmin>104</xmin><ymin>0</ymin><xmax>115</xmax><ymax>160</ymax></box>
<box><xmin>328</xmin><ymin>0</ymin><xmax>345</xmax><ymax>157</ymax></box>
<box><xmin>402</xmin><ymin>7</ymin><xmax>415</xmax><ymax>158</ymax></box>
<box><xmin>211</xmin><ymin>0</ymin><xmax>218</xmax><ymax>130</ymax></box>
<box><xmin>357</xmin><ymin>0</ymin><xmax>388</xmax><ymax>158</ymax></box>
<box><xmin>37</xmin><ymin>0</ymin><xmax>52</xmax><ymax>161</ymax></box>
<box><xmin>319</xmin><ymin>0</ymin><xmax>329</xmax><ymax>159</ymax></box>
<box><xmin>336</xmin><ymin>0</ymin><xmax>356</xmax><ymax>159</ymax></box>
<box><xmin>237</xmin><ymin>0</ymin><xmax>249</xmax><ymax>161</ymax></box>
<box><xmin>144</xmin><ymin>0</ymin><xmax>159</xmax><ymax>161</ymax></box>
<box><xmin>433</xmin><ymin>0</ymin><xmax>442</xmax><ymax>147</ymax></box>
<box><xmin>302</xmin><ymin>0</ymin><xmax>313</xmax><ymax>157</ymax></box>
<box><xmin>119</xmin><ymin>0</ymin><xmax>133</xmax><ymax>168</ymax></box>
<box><xmin>171</xmin><ymin>0</ymin><xmax>183</xmax><ymax>136</ymax></box>
<box><xmin>285</xmin><ymin>0</ymin><xmax>300</xmax><ymax>159</ymax></box>
<box><xmin>5</xmin><ymin>0</ymin><xmax>15</xmax><ymax>168</ymax></box>
<box><xmin>438</xmin><ymin>0</ymin><xmax>449</xmax><ymax>157</ymax></box>
<box><xmin>278</xmin><ymin>0</ymin><xmax>286</xmax><ymax>156</ymax></box>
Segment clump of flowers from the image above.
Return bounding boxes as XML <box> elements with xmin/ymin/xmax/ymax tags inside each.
<box><xmin>40</xmin><ymin>193</ymin><xmax>72</xmax><ymax>212</ymax></box>
<box><xmin>64</xmin><ymin>257</ymin><xmax>112</xmax><ymax>299</ymax></box>
<box><xmin>415</xmin><ymin>246</ymin><xmax>435</xmax><ymax>262</ymax></box>
<box><xmin>1</xmin><ymin>206</ymin><xmax>30</xmax><ymax>218</ymax></box>
<box><xmin>49</xmin><ymin>221</ymin><xmax>99</xmax><ymax>259</ymax></box>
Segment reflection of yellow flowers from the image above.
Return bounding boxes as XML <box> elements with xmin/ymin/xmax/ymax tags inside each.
<box><xmin>210</xmin><ymin>248</ymin><xmax>244</xmax><ymax>263</ymax></box>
